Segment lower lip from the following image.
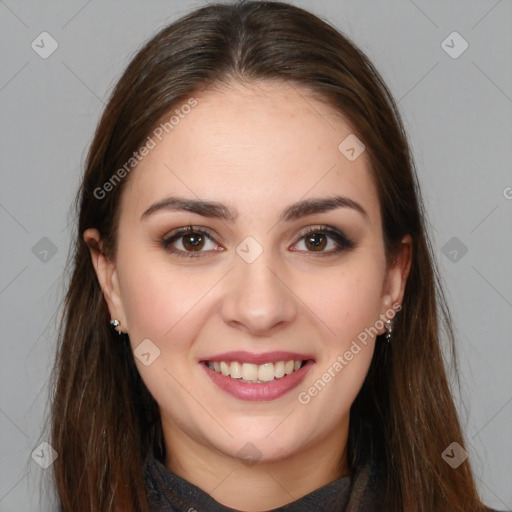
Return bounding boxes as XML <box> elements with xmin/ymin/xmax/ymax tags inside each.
<box><xmin>201</xmin><ymin>360</ymin><xmax>314</xmax><ymax>401</ymax></box>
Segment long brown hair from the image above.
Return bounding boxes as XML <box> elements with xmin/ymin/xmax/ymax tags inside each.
<box><xmin>48</xmin><ymin>1</ymin><xmax>487</xmax><ymax>510</ymax></box>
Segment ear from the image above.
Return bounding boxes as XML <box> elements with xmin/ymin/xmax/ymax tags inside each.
<box><xmin>378</xmin><ymin>234</ymin><xmax>412</xmax><ymax>331</ymax></box>
<box><xmin>83</xmin><ymin>228</ymin><xmax>129</xmax><ymax>333</ymax></box>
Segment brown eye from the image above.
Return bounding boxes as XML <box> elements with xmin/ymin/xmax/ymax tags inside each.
<box><xmin>161</xmin><ymin>226</ymin><xmax>220</xmax><ymax>258</ymax></box>
<box><xmin>182</xmin><ymin>232</ymin><xmax>205</xmax><ymax>251</ymax></box>
<box><xmin>304</xmin><ymin>232</ymin><xmax>327</xmax><ymax>252</ymax></box>
<box><xmin>291</xmin><ymin>226</ymin><xmax>356</xmax><ymax>255</ymax></box>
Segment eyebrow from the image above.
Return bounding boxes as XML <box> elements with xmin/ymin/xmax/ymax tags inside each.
<box><xmin>140</xmin><ymin>195</ymin><xmax>368</xmax><ymax>222</ymax></box>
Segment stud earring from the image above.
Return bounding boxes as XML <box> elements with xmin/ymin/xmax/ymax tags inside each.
<box><xmin>384</xmin><ymin>319</ymin><xmax>393</xmax><ymax>342</ymax></box>
<box><xmin>109</xmin><ymin>319</ymin><xmax>124</xmax><ymax>335</ymax></box>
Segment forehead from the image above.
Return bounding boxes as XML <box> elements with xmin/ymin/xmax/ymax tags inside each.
<box><xmin>120</xmin><ymin>80</ymin><xmax>380</xmax><ymax>226</ymax></box>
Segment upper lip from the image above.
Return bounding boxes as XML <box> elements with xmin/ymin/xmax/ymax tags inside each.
<box><xmin>200</xmin><ymin>351</ymin><xmax>315</xmax><ymax>365</ymax></box>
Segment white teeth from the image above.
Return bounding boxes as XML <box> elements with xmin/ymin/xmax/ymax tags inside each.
<box><xmin>220</xmin><ymin>361</ymin><xmax>230</xmax><ymax>376</ymax></box>
<box><xmin>274</xmin><ymin>361</ymin><xmax>285</xmax><ymax>378</ymax></box>
<box><xmin>241</xmin><ymin>363</ymin><xmax>258</xmax><ymax>381</ymax></box>
<box><xmin>206</xmin><ymin>359</ymin><xmax>306</xmax><ymax>382</ymax></box>
<box><xmin>230</xmin><ymin>361</ymin><xmax>242</xmax><ymax>379</ymax></box>
<box><xmin>258</xmin><ymin>363</ymin><xmax>275</xmax><ymax>382</ymax></box>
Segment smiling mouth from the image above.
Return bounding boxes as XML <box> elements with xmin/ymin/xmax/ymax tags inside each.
<box><xmin>204</xmin><ymin>359</ymin><xmax>309</xmax><ymax>383</ymax></box>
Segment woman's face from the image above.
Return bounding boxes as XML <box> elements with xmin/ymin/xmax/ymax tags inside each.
<box><xmin>86</xmin><ymin>80</ymin><xmax>410</xmax><ymax>471</ymax></box>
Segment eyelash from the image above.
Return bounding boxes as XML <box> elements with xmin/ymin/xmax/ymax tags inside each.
<box><xmin>160</xmin><ymin>224</ymin><xmax>356</xmax><ymax>259</ymax></box>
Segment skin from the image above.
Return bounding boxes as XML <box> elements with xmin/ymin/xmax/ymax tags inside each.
<box><xmin>85</xmin><ymin>80</ymin><xmax>412</xmax><ymax>511</ymax></box>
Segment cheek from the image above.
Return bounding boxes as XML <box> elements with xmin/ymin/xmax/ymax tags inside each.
<box><xmin>116</xmin><ymin>247</ymin><xmax>209</xmax><ymax>343</ymax></box>
<box><xmin>115</xmin><ymin>250</ymin><xmax>211</xmax><ymax>419</ymax></box>
<box><xmin>293</xmin><ymin>263</ymin><xmax>383</xmax><ymax>434</ymax></box>
<box><xmin>300</xmin><ymin>258</ymin><xmax>386</xmax><ymax>348</ymax></box>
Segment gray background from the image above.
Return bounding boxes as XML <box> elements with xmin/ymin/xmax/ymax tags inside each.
<box><xmin>1</xmin><ymin>1</ymin><xmax>511</xmax><ymax>510</ymax></box>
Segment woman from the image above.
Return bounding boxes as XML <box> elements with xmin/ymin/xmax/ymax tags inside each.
<box><xmin>49</xmin><ymin>1</ymin><xmax>503</xmax><ymax>511</ymax></box>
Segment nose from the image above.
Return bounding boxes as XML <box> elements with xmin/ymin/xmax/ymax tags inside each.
<box><xmin>220</xmin><ymin>252</ymin><xmax>297</xmax><ymax>337</ymax></box>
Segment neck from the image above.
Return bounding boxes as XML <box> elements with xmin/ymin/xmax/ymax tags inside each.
<box><xmin>162</xmin><ymin>419</ymin><xmax>350</xmax><ymax>512</ymax></box>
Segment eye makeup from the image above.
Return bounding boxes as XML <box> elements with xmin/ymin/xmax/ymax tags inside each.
<box><xmin>159</xmin><ymin>223</ymin><xmax>357</xmax><ymax>259</ymax></box>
